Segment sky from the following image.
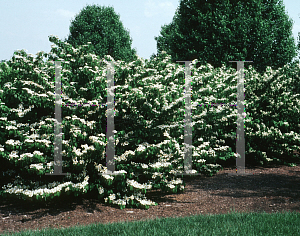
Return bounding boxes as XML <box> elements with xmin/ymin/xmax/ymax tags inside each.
<box><xmin>1</xmin><ymin>0</ymin><xmax>300</xmax><ymax>64</ymax></box>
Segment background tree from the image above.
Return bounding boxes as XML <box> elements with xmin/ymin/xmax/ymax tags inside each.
<box><xmin>62</xmin><ymin>4</ymin><xmax>138</xmax><ymax>64</ymax></box>
<box><xmin>60</xmin><ymin>4</ymin><xmax>143</xmax><ymax>142</ymax></box>
<box><xmin>297</xmin><ymin>31</ymin><xmax>300</xmax><ymax>59</ymax></box>
<box><xmin>154</xmin><ymin>0</ymin><xmax>298</xmax><ymax>76</ymax></box>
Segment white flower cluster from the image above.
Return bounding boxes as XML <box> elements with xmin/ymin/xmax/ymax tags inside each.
<box><xmin>29</xmin><ymin>163</ymin><xmax>44</xmax><ymax>170</ymax></box>
<box><xmin>2</xmin><ymin>176</ymin><xmax>90</xmax><ymax>199</ymax></box>
<box><xmin>1</xmin><ymin>35</ymin><xmax>299</xmax><ymax>211</ymax></box>
<box><xmin>126</xmin><ymin>178</ymin><xmax>152</xmax><ymax>190</ymax></box>
<box><xmin>104</xmin><ymin>191</ymin><xmax>157</xmax><ymax>208</ymax></box>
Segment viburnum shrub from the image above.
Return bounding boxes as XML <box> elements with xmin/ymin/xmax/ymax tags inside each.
<box><xmin>0</xmin><ymin>35</ymin><xmax>299</xmax><ymax>210</ymax></box>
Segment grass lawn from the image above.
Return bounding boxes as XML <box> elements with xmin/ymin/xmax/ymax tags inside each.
<box><xmin>2</xmin><ymin>208</ymin><xmax>300</xmax><ymax>236</ymax></box>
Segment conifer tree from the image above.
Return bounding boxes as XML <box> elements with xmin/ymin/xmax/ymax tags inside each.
<box><xmin>62</xmin><ymin>4</ymin><xmax>138</xmax><ymax>64</ymax></box>
<box><xmin>154</xmin><ymin>0</ymin><xmax>298</xmax><ymax>75</ymax></box>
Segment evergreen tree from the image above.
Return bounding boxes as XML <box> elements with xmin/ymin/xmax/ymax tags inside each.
<box><xmin>297</xmin><ymin>31</ymin><xmax>300</xmax><ymax>59</ymax></box>
<box><xmin>154</xmin><ymin>0</ymin><xmax>298</xmax><ymax>75</ymax></box>
<box><xmin>62</xmin><ymin>4</ymin><xmax>138</xmax><ymax>64</ymax></box>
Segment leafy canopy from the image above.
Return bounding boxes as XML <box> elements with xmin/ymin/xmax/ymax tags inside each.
<box><xmin>62</xmin><ymin>4</ymin><xmax>138</xmax><ymax>64</ymax></box>
<box><xmin>154</xmin><ymin>0</ymin><xmax>299</xmax><ymax>76</ymax></box>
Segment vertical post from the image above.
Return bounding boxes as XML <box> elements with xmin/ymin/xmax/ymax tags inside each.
<box><xmin>175</xmin><ymin>61</ymin><xmax>201</xmax><ymax>176</ymax></box>
<box><xmin>175</xmin><ymin>60</ymin><xmax>253</xmax><ymax>176</ymax></box>
<box><xmin>183</xmin><ymin>62</ymin><xmax>193</xmax><ymax>174</ymax></box>
<box><xmin>47</xmin><ymin>58</ymin><xmax>253</xmax><ymax>177</ymax></box>
<box><xmin>47</xmin><ymin>60</ymin><xmax>123</xmax><ymax>177</ymax></box>
<box><xmin>228</xmin><ymin>61</ymin><xmax>253</xmax><ymax>176</ymax></box>
<box><xmin>105</xmin><ymin>61</ymin><xmax>122</xmax><ymax>175</ymax></box>
<box><xmin>95</xmin><ymin>61</ymin><xmax>122</xmax><ymax>175</ymax></box>
<box><xmin>46</xmin><ymin>60</ymin><xmax>70</xmax><ymax>176</ymax></box>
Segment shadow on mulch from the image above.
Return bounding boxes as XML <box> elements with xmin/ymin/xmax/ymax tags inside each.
<box><xmin>142</xmin><ymin>162</ymin><xmax>300</xmax><ymax>207</ymax></box>
<box><xmin>1</xmin><ymin>162</ymin><xmax>300</xmax><ymax>221</ymax></box>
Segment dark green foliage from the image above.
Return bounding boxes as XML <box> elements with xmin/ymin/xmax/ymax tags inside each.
<box><xmin>297</xmin><ymin>31</ymin><xmax>300</xmax><ymax>57</ymax></box>
<box><xmin>62</xmin><ymin>4</ymin><xmax>138</xmax><ymax>64</ymax></box>
<box><xmin>154</xmin><ymin>0</ymin><xmax>298</xmax><ymax>76</ymax></box>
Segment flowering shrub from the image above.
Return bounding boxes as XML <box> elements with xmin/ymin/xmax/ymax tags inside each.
<box><xmin>0</xmin><ymin>35</ymin><xmax>299</xmax><ymax>210</ymax></box>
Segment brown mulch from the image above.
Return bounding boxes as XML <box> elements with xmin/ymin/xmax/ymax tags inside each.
<box><xmin>1</xmin><ymin>163</ymin><xmax>300</xmax><ymax>235</ymax></box>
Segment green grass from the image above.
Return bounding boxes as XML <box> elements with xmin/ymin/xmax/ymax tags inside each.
<box><xmin>2</xmin><ymin>208</ymin><xmax>300</xmax><ymax>236</ymax></box>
